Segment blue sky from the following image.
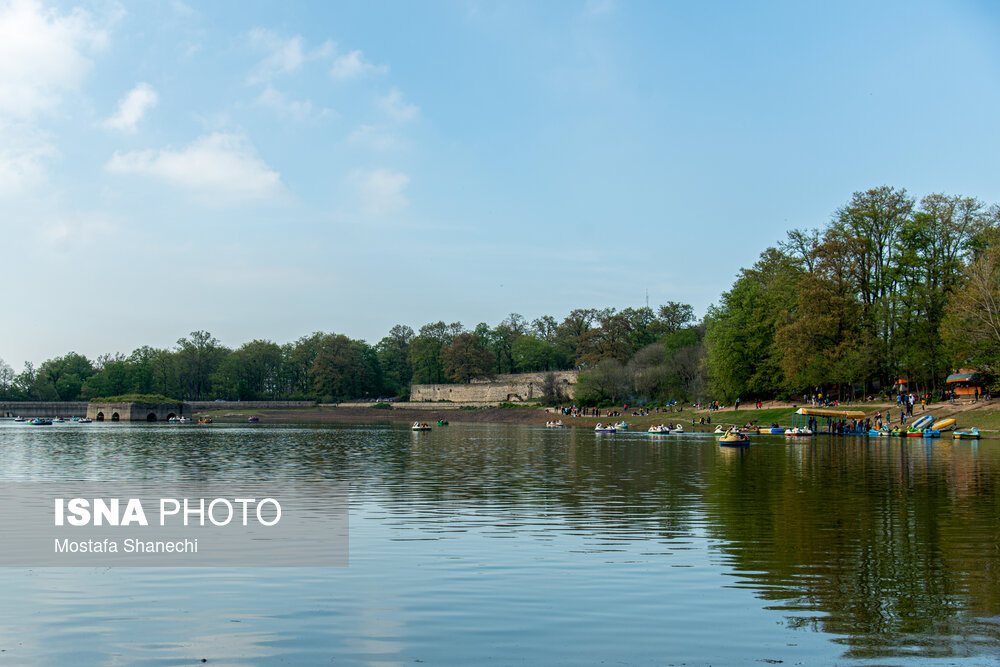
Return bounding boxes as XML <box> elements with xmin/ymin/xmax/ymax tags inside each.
<box><xmin>2</xmin><ymin>0</ymin><xmax>999</xmax><ymax>368</ymax></box>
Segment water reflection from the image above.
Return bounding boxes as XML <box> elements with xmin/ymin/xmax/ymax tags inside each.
<box><xmin>1</xmin><ymin>422</ymin><xmax>999</xmax><ymax>663</ymax></box>
<box><xmin>702</xmin><ymin>435</ymin><xmax>1000</xmax><ymax>659</ymax></box>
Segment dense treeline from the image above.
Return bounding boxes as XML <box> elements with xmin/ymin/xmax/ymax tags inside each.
<box><xmin>3</xmin><ymin>186</ymin><xmax>997</xmax><ymax>407</ymax></box>
<box><xmin>705</xmin><ymin>186</ymin><xmax>1000</xmax><ymax>401</ymax></box>
<box><xmin>0</xmin><ymin>303</ymin><xmax>705</xmax><ymax>405</ymax></box>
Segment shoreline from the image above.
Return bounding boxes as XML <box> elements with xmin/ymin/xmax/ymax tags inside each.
<box><xmin>192</xmin><ymin>398</ymin><xmax>1000</xmax><ymax>436</ymax></box>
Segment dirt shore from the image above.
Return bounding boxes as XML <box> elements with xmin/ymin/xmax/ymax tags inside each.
<box><xmin>196</xmin><ymin>397</ymin><xmax>1000</xmax><ymax>435</ymax></box>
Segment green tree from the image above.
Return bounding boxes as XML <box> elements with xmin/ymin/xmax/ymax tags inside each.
<box><xmin>33</xmin><ymin>352</ymin><xmax>95</xmax><ymax>401</ymax></box>
<box><xmin>942</xmin><ymin>235</ymin><xmax>1000</xmax><ymax>367</ymax></box>
<box><xmin>829</xmin><ymin>186</ymin><xmax>914</xmax><ymax>384</ymax></box>
<box><xmin>574</xmin><ymin>358</ymin><xmax>629</xmax><ymax>405</ymax></box>
<box><xmin>656</xmin><ymin>301</ymin><xmax>696</xmax><ymax>335</ymax></box>
<box><xmin>409</xmin><ymin>321</ymin><xmax>460</xmax><ymax>384</ymax></box>
<box><xmin>283</xmin><ymin>333</ymin><xmax>325</xmax><ymax>398</ymax></box>
<box><xmin>310</xmin><ymin>334</ymin><xmax>381</xmax><ymax>401</ymax></box>
<box><xmin>0</xmin><ymin>357</ymin><xmax>15</xmax><ymax>399</ymax></box>
<box><xmin>511</xmin><ymin>335</ymin><xmax>567</xmax><ymax>372</ymax></box>
<box><xmin>376</xmin><ymin>324</ymin><xmax>414</xmax><ymax>397</ymax></box>
<box><xmin>442</xmin><ymin>332</ymin><xmax>492</xmax><ymax>383</ymax></box>
<box><xmin>705</xmin><ymin>248</ymin><xmax>801</xmax><ymax>401</ymax></box>
<box><xmin>174</xmin><ymin>331</ymin><xmax>229</xmax><ymax>400</ymax></box>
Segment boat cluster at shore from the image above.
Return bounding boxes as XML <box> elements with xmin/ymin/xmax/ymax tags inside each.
<box><xmin>13</xmin><ymin>416</ymin><xmax>91</xmax><ymax>425</ymax></box>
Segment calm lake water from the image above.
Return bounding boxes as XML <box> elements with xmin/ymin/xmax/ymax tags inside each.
<box><xmin>2</xmin><ymin>421</ymin><xmax>999</xmax><ymax>665</ymax></box>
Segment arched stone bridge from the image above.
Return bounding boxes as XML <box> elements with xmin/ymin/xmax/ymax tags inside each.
<box><xmin>86</xmin><ymin>401</ymin><xmax>192</xmax><ymax>422</ymax></box>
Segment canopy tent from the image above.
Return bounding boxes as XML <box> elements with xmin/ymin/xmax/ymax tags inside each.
<box><xmin>946</xmin><ymin>373</ymin><xmax>979</xmax><ymax>383</ymax></box>
<box><xmin>795</xmin><ymin>407</ymin><xmax>866</xmax><ymax>419</ymax></box>
<box><xmin>793</xmin><ymin>407</ymin><xmax>868</xmax><ymax>434</ymax></box>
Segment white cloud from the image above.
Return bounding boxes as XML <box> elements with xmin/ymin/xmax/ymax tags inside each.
<box><xmin>330</xmin><ymin>49</ymin><xmax>387</xmax><ymax>80</ymax></box>
<box><xmin>583</xmin><ymin>0</ymin><xmax>615</xmax><ymax>17</ymax></box>
<box><xmin>36</xmin><ymin>213</ymin><xmax>115</xmax><ymax>249</ymax></box>
<box><xmin>103</xmin><ymin>82</ymin><xmax>158</xmax><ymax>132</ymax></box>
<box><xmin>350</xmin><ymin>168</ymin><xmax>409</xmax><ymax>216</ymax></box>
<box><xmin>106</xmin><ymin>133</ymin><xmax>282</xmax><ymax>202</ymax></box>
<box><xmin>0</xmin><ymin>0</ymin><xmax>107</xmax><ymax>119</ymax></box>
<box><xmin>0</xmin><ymin>0</ymin><xmax>108</xmax><ymax>196</ymax></box>
<box><xmin>348</xmin><ymin>125</ymin><xmax>399</xmax><ymax>151</ymax></box>
<box><xmin>255</xmin><ymin>85</ymin><xmax>312</xmax><ymax>121</ymax></box>
<box><xmin>0</xmin><ymin>122</ymin><xmax>56</xmax><ymax>195</ymax></box>
<box><xmin>377</xmin><ymin>87</ymin><xmax>419</xmax><ymax>123</ymax></box>
<box><xmin>170</xmin><ymin>1</ymin><xmax>197</xmax><ymax>19</ymax></box>
<box><xmin>247</xmin><ymin>29</ymin><xmax>333</xmax><ymax>83</ymax></box>
<box><xmin>254</xmin><ymin>85</ymin><xmax>334</xmax><ymax>121</ymax></box>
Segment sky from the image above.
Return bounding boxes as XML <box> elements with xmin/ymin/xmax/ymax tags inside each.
<box><xmin>2</xmin><ymin>0</ymin><xmax>999</xmax><ymax>369</ymax></box>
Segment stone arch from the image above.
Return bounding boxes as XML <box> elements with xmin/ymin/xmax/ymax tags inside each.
<box><xmin>146</xmin><ymin>412</ymin><xmax>157</xmax><ymax>422</ymax></box>
<box><xmin>111</xmin><ymin>412</ymin><xmax>120</xmax><ymax>422</ymax></box>
<box><xmin>96</xmin><ymin>412</ymin><xmax>105</xmax><ymax>422</ymax></box>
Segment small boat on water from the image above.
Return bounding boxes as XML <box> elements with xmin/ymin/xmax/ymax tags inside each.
<box><xmin>78</xmin><ymin>417</ymin><xmax>92</xmax><ymax>423</ymax></box>
<box><xmin>53</xmin><ymin>417</ymin><xmax>64</xmax><ymax>423</ymax></box>
<box><xmin>198</xmin><ymin>418</ymin><xmax>213</xmax><ymax>424</ymax></box>
<box><xmin>784</xmin><ymin>427</ymin><xmax>813</xmax><ymax>436</ymax></box>
<box><xmin>594</xmin><ymin>423</ymin><xmax>616</xmax><ymax>433</ymax></box>
<box><xmin>954</xmin><ymin>427</ymin><xmax>980</xmax><ymax>439</ymax></box>
<box><xmin>545</xmin><ymin>420</ymin><xmax>566</xmax><ymax>428</ymax></box>
<box><xmin>437</xmin><ymin>419</ymin><xmax>449</xmax><ymax>426</ymax></box>
<box><xmin>910</xmin><ymin>415</ymin><xmax>935</xmax><ymax>431</ymax></box>
<box><xmin>648</xmin><ymin>424</ymin><xmax>669</xmax><ymax>433</ymax></box>
<box><xmin>714</xmin><ymin>425</ymin><xmax>727</xmax><ymax>434</ymax></box>
<box><xmin>719</xmin><ymin>429</ymin><xmax>750</xmax><ymax>446</ymax></box>
<box><xmin>13</xmin><ymin>416</ymin><xmax>25</xmax><ymax>422</ymax></box>
<box><xmin>28</xmin><ymin>418</ymin><xmax>52</xmax><ymax>425</ymax></box>
<box><xmin>248</xmin><ymin>416</ymin><xmax>260</xmax><ymax>423</ymax></box>
<box><xmin>613</xmin><ymin>421</ymin><xmax>629</xmax><ymax>430</ymax></box>
<box><xmin>758</xmin><ymin>427</ymin><xmax>785</xmax><ymax>435</ymax></box>
<box><xmin>411</xmin><ymin>422</ymin><xmax>432</xmax><ymax>431</ymax></box>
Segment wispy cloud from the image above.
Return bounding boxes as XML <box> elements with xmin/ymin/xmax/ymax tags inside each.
<box><xmin>583</xmin><ymin>0</ymin><xmax>615</xmax><ymax>18</ymax></box>
<box><xmin>377</xmin><ymin>87</ymin><xmax>419</xmax><ymax>123</ymax></box>
<box><xmin>36</xmin><ymin>212</ymin><xmax>115</xmax><ymax>250</ymax></box>
<box><xmin>330</xmin><ymin>49</ymin><xmax>387</xmax><ymax>80</ymax></box>
<box><xmin>350</xmin><ymin>168</ymin><xmax>410</xmax><ymax>216</ymax></box>
<box><xmin>106</xmin><ymin>133</ymin><xmax>282</xmax><ymax>202</ymax></box>
<box><xmin>0</xmin><ymin>0</ymin><xmax>109</xmax><ymax>195</ymax></box>
<box><xmin>103</xmin><ymin>82</ymin><xmax>158</xmax><ymax>132</ymax></box>
<box><xmin>0</xmin><ymin>0</ymin><xmax>107</xmax><ymax>119</ymax></box>
<box><xmin>0</xmin><ymin>122</ymin><xmax>56</xmax><ymax>195</ymax></box>
<box><xmin>348</xmin><ymin>124</ymin><xmax>399</xmax><ymax>151</ymax></box>
<box><xmin>247</xmin><ymin>29</ymin><xmax>334</xmax><ymax>83</ymax></box>
<box><xmin>255</xmin><ymin>85</ymin><xmax>333</xmax><ymax>121</ymax></box>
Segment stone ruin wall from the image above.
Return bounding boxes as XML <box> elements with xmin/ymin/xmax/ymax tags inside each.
<box><xmin>410</xmin><ymin>370</ymin><xmax>579</xmax><ymax>402</ymax></box>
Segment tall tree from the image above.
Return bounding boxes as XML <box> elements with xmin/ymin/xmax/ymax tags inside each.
<box><xmin>174</xmin><ymin>331</ymin><xmax>229</xmax><ymax>400</ymax></box>
<box><xmin>442</xmin><ymin>332</ymin><xmax>492</xmax><ymax>383</ymax></box>
<box><xmin>377</xmin><ymin>324</ymin><xmax>415</xmax><ymax>397</ymax></box>
<box><xmin>310</xmin><ymin>334</ymin><xmax>381</xmax><ymax>401</ymax></box>
<box><xmin>706</xmin><ymin>248</ymin><xmax>801</xmax><ymax>401</ymax></box>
